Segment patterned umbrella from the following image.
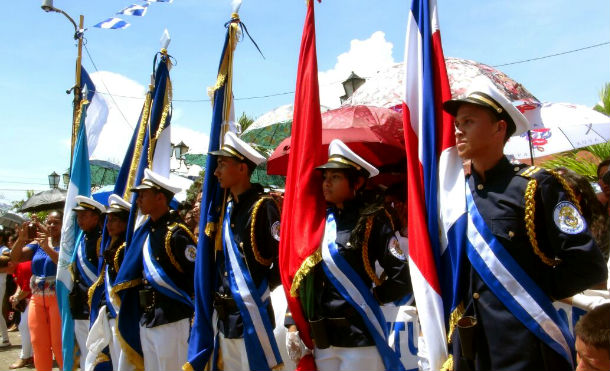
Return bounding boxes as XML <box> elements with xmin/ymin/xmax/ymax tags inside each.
<box><xmin>267</xmin><ymin>105</ymin><xmax>405</xmax><ymax>175</ymax></box>
<box><xmin>240</xmin><ymin>104</ymin><xmax>330</xmax><ymax>152</ymax></box>
<box><xmin>343</xmin><ymin>57</ymin><xmax>539</xmax><ymax>109</ymax></box>
<box><xmin>505</xmin><ymin>102</ymin><xmax>610</xmax><ymax>159</ymax></box>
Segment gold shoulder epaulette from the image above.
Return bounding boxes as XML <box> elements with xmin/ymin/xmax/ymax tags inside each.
<box><xmin>518</xmin><ymin>166</ymin><xmax>562</xmax><ymax>267</ymax></box>
<box><xmin>361</xmin><ymin>207</ymin><xmax>396</xmax><ymax>287</ymax></box>
<box><xmin>250</xmin><ymin>196</ymin><xmax>278</xmax><ymax>266</ymax></box>
<box><xmin>164</xmin><ymin>223</ymin><xmax>197</xmax><ymax>273</ymax></box>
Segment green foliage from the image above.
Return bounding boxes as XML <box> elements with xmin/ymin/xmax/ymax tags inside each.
<box><xmin>184</xmin><ymin>171</ymin><xmax>204</xmax><ymax>207</ymax></box>
<box><xmin>593</xmin><ymin>82</ymin><xmax>610</xmax><ymax>116</ymax></box>
<box><xmin>541</xmin><ymin>142</ymin><xmax>610</xmax><ymax>181</ymax></box>
<box><xmin>238</xmin><ymin>112</ymin><xmax>255</xmax><ymax>132</ymax></box>
<box><xmin>10</xmin><ymin>190</ymin><xmax>48</xmax><ymax>222</ymax></box>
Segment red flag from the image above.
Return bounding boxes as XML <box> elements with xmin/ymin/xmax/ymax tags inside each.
<box><xmin>278</xmin><ymin>0</ymin><xmax>326</xmax><ymax>367</ymax></box>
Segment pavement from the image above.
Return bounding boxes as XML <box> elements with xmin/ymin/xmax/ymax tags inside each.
<box><xmin>0</xmin><ymin>328</ymin><xmax>60</xmax><ymax>370</ymax></box>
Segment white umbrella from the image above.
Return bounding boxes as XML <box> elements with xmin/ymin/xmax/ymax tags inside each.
<box><xmin>504</xmin><ymin>102</ymin><xmax>610</xmax><ymax>160</ymax></box>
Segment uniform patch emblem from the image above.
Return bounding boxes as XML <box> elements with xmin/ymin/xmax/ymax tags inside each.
<box><xmin>271</xmin><ymin>221</ymin><xmax>281</xmax><ymax>242</ymax></box>
<box><xmin>553</xmin><ymin>201</ymin><xmax>586</xmax><ymax>235</ymax></box>
<box><xmin>185</xmin><ymin>245</ymin><xmax>197</xmax><ymax>262</ymax></box>
<box><xmin>388</xmin><ymin>236</ymin><xmax>407</xmax><ymax>261</ymax></box>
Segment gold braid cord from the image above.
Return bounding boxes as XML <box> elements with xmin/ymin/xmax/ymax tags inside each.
<box><xmin>165</xmin><ymin>223</ymin><xmax>198</xmax><ymax>273</ymax></box>
<box><xmin>290</xmin><ymin>249</ymin><xmax>322</xmax><ymax>297</ymax></box>
<box><xmin>87</xmin><ymin>265</ymin><xmax>105</xmax><ymax>309</ymax></box>
<box><xmin>362</xmin><ymin>216</ymin><xmax>383</xmax><ymax>286</ymax></box>
<box><xmin>550</xmin><ymin>170</ymin><xmax>583</xmax><ymax>215</ymax></box>
<box><xmin>250</xmin><ymin>197</ymin><xmax>276</xmax><ymax>266</ymax></box>
<box><xmin>114</xmin><ymin>243</ymin><xmax>126</xmax><ymax>273</ymax></box>
<box><xmin>524</xmin><ymin>179</ymin><xmax>560</xmax><ymax>267</ymax></box>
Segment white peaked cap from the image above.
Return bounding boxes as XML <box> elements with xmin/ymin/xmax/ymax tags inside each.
<box><xmin>443</xmin><ymin>76</ymin><xmax>531</xmax><ymax>137</ymax></box>
<box><xmin>316</xmin><ymin>139</ymin><xmax>379</xmax><ymax>178</ymax></box>
<box><xmin>209</xmin><ymin>131</ymin><xmax>266</xmax><ymax>166</ymax></box>
<box><xmin>106</xmin><ymin>194</ymin><xmax>132</xmax><ymax>213</ymax></box>
<box><xmin>131</xmin><ymin>168</ymin><xmax>182</xmax><ymax>195</ymax></box>
<box><xmin>73</xmin><ymin>195</ymin><xmax>106</xmax><ymax>214</ymax></box>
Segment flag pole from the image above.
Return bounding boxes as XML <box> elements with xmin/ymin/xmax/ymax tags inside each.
<box><xmin>71</xmin><ymin>15</ymin><xmax>85</xmax><ymax>171</ymax></box>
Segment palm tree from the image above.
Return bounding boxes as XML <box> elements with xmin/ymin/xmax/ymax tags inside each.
<box><xmin>238</xmin><ymin>112</ymin><xmax>255</xmax><ymax>132</ymax></box>
<box><xmin>593</xmin><ymin>82</ymin><xmax>610</xmax><ymax>116</ymax></box>
<box><xmin>541</xmin><ymin>143</ymin><xmax>610</xmax><ymax>181</ymax></box>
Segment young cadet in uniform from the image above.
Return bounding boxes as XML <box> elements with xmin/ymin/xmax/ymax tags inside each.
<box><xmin>287</xmin><ymin>139</ymin><xmax>412</xmax><ymax>371</ymax></box>
<box><xmin>442</xmin><ymin>80</ymin><xmax>608</xmax><ymax>371</ymax></box>
<box><xmin>70</xmin><ymin>195</ymin><xmax>105</xmax><ymax>371</ymax></box>
<box><xmin>209</xmin><ymin>131</ymin><xmax>283</xmax><ymax>371</ymax></box>
<box><xmin>86</xmin><ymin>194</ymin><xmax>131</xmax><ymax>369</ymax></box>
<box><xmin>113</xmin><ymin>169</ymin><xmax>197</xmax><ymax>371</ymax></box>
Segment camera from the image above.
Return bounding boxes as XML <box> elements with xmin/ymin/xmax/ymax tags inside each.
<box><xmin>27</xmin><ymin>223</ymin><xmax>38</xmax><ymax>240</ymax></box>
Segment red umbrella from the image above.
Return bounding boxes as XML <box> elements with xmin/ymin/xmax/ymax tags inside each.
<box><xmin>267</xmin><ymin>105</ymin><xmax>405</xmax><ymax>175</ymax></box>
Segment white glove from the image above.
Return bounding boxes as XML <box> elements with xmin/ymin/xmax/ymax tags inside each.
<box><xmin>286</xmin><ymin>330</ymin><xmax>304</xmax><ymax>363</ymax></box>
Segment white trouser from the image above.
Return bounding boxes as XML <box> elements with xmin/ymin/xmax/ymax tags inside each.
<box><xmin>139</xmin><ymin>318</ymin><xmax>190</xmax><ymax>371</ymax></box>
<box><xmin>75</xmin><ymin>319</ymin><xmax>90</xmax><ymax>371</ymax></box>
<box><xmin>19</xmin><ymin>302</ymin><xmax>32</xmax><ymax>358</ymax></box>
<box><xmin>314</xmin><ymin>345</ymin><xmax>384</xmax><ymax>371</ymax></box>
<box><xmin>218</xmin><ymin>332</ymin><xmax>249</xmax><ymax>371</ymax></box>
<box><xmin>108</xmin><ymin>318</ymin><xmax>122</xmax><ymax>369</ymax></box>
<box><xmin>0</xmin><ymin>273</ymin><xmax>8</xmax><ymax>343</ymax></box>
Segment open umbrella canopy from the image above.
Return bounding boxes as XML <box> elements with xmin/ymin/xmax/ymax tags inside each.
<box><xmin>343</xmin><ymin>57</ymin><xmax>539</xmax><ymax>110</ymax></box>
<box><xmin>0</xmin><ymin>211</ymin><xmax>28</xmax><ymax>228</ymax></box>
<box><xmin>267</xmin><ymin>105</ymin><xmax>405</xmax><ymax>175</ymax></box>
<box><xmin>505</xmin><ymin>102</ymin><xmax>610</xmax><ymax>159</ymax></box>
<box><xmin>19</xmin><ymin>188</ymin><xmax>67</xmax><ymax>213</ymax></box>
<box><xmin>240</xmin><ymin>104</ymin><xmax>330</xmax><ymax>153</ymax></box>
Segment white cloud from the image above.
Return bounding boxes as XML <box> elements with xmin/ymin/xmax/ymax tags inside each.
<box><xmin>318</xmin><ymin>31</ymin><xmax>395</xmax><ymax>108</ymax></box>
<box><xmin>171</xmin><ymin>125</ymin><xmax>210</xmax><ymax>155</ymax></box>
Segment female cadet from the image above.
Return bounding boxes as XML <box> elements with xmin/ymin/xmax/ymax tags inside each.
<box><xmin>287</xmin><ymin>139</ymin><xmax>412</xmax><ymax>371</ymax></box>
<box><xmin>86</xmin><ymin>194</ymin><xmax>131</xmax><ymax>369</ymax></box>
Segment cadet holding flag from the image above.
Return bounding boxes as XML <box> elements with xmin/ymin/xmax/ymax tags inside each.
<box><xmin>85</xmin><ymin>194</ymin><xmax>132</xmax><ymax>370</ymax></box>
<box><xmin>440</xmin><ymin>79</ymin><xmax>607</xmax><ymax>370</ymax></box>
<box><xmin>286</xmin><ymin>140</ymin><xmax>411</xmax><ymax>371</ymax></box>
<box><xmin>207</xmin><ymin>131</ymin><xmax>283</xmax><ymax>371</ymax></box>
<box><xmin>114</xmin><ymin>169</ymin><xmax>197</xmax><ymax>371</ymax></box>
<box><xmin>70</xmin><ymin>195</ymin><xmax>104</xmax><ymax>371</ymax></box>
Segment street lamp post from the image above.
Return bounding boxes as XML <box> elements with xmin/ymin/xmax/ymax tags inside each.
<box><xmin>41</xmin><ymin>0</ymin><xmax>85</xmax><ymax>168</ymax></box>
<box><xmin>48</xmin><ymin>171</ymin><xmax>60</xmax><ymax>189</ymax></box>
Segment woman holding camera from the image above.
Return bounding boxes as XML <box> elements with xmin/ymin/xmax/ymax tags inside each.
<box><xmin>11</xmin><ymin>211</ymin><xmax>63</xmax><ymax>371</ymax></box>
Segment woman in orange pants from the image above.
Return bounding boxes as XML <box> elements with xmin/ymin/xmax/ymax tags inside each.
<box><xmin>11</xmin><ymin>212</ymin><xmax>64</xmax><ymax>371</ymax></box>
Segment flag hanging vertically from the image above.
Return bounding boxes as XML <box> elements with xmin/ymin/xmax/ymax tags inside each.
<box><xmin>184</xmin><ymin>10</ymin><xmax>241</xmax><ymax>371</ymax></box>
<box><xmin>402</xmin><ymin>1</ymin><xmax>454</xmax><ymax>370</ymax></box>
<box><xmin>112</xmin><ymin>47</ymin><xmax>173</xmax><ymax>371</ymax></box>
<box><xmin>278</xmin><ymin>1</ymin><xmax>326</xmax><ymax>370</ymax></box>
<box><xmin>58</xmin><ymin>67</ymin><xmax>109</xmax><ymax>371</ymax></box>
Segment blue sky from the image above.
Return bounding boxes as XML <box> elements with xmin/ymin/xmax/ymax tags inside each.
<box><xmin>0</xmin><ymin>0</ymin><xmax>608</xmax><ymax>204</ymax></box>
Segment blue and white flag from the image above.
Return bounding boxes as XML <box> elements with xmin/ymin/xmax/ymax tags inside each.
<box><xmin>94</xmin><ymin>17</ymin><xmax>130</xmax><ymax>30</ymax></box>
<box><xmin>117</xmin><ymin>3</ymin><xmax>149</xmax><ymax>17</ymax></box>
<box><xmin>113</xmin><ymin>50</ymin><xmax>173</xmax><ymax>371</ymax></box>
<box><xmin>58</xmin><ymin>67</ymin><xmax>109</xmax><ymax>371</ymax></box>
<box><xmin>186</xmin><ymin>12</ymin><xmax>241</xmax><ymax>371</ymax></box>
